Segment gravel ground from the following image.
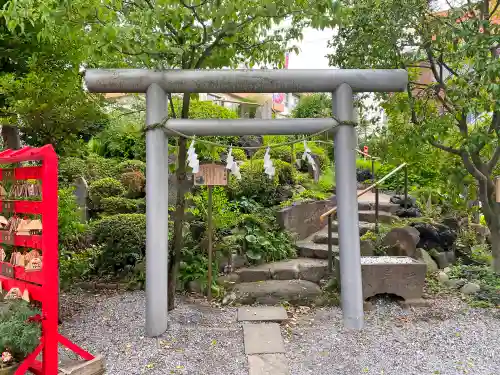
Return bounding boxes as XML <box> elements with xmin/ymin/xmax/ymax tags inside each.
<box><xmin>59</xmin><ymin>291</ymin><xmax>247</xmax><ymax>375</ymax></box>
<box><xmin>283</xmin><ymin>297</ymin><xmax>500</xmax><ymax>375</ymax></box>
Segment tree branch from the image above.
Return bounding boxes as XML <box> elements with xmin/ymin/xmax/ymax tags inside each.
<box><xmin>180</xmin><ymin>0</ymin><xmax>208</xmax><ymax>46</ymax></box>
<box><xmin>429</xmin><ymin>139</ymin><xmax>462</xmax><ymax>155</ymax></box>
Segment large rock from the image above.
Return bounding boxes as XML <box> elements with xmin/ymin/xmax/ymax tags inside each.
<box><xmin>416</xmin><ymin>248</ymin><xmax>438</xmax><ymax>273</ymax></box>
<box><xmin>411</xmin><ymin>222</ymin><xmax>457</xmax><ymax>252</ymax></box>
<box><xmin>383</xmin><ymin>226</ymin><xmax>420</xmax><ymax>258</ymax></box>
<box><xmin>232</xmin><ymin>279</ymin><xmax>322</xmax><ymax>305</ymax></box>
<box><xmin>390</xmin><ymin>194</ymin><xmax>417</xmax><ymax>208</ymax></box>
<box><xmin>461</xmin><ymin>282</ymin><xmax>480</xmax><ymax>295</ymax></box>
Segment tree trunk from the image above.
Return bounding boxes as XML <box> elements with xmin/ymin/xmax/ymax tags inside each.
<box><xmin>491</xmin><ymin>226</ymin><xmax>500</xmax><ymax>273</ymax></box>
<box><xmin>1</xmin><ymin>125</ymin><xmax>21</xmax><ymax>149</ymax></box>
<box><xmin>167</xmin><ymin>95</ymin><xmax>190</xmax><ymax>310</ymax></box>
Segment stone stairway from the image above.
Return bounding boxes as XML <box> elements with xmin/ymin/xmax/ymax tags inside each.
<box><xmin>223</xmin><ymin>192</ymin><xmax>399</xmax><ymax>306</ymax></box>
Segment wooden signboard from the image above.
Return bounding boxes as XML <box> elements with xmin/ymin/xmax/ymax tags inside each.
<box><xmin>194</xmin><ymin>163</ymin><xmax>228</xmax><ymax>186</ymax></box>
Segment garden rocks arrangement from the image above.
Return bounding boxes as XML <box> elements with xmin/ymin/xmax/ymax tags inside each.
<box><xmin>383</xmin><ymin>222</ymin><xmax>458</xmax><ymax>270</ymax></box>
<box><xmin>390</xmin><ymin>194</ymin><xmax>422</xmax><ymax>218</ymax></box>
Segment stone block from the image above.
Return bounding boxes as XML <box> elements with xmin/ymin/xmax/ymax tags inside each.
<box><xmin>237</xmin><ymin>268</ymin><xmax>271</xmax><ymax>283</ymax></box>
<box><xmin>334</xmin><ymin>256</ymin><xmax>426</xmax><ymax>301</ymax></box>
<box><xmin>233</xmin><ymin>280</ymin><xmax>322</xmax><ymax>305</ymax></box>
<box><xmin>432</xmin><ymin>251</ymin><xmax>449</xmax><ymax>269</ymax></box>
<box><xmin>248</xmin><ymin>354</ymin><xmax>290</xmax><ymax>375</ymax></box>
<box><xmin>237</xmin><ymin>306</ymin><xmax>288</xmax><ymax>322</ymax></box>
<box><xmin>383</xmin><ymin>226</ymin><xmax>420</xmax><ymax>258</ymax></box>
<box><xmin>243</xmin><ymin>323</ymin><xmax>285</xmax><ymax>355</ymax></box>
<box><xmin>298</xmin><ymin>259</ymin><xmax>328</xmax><ymax>283</ymax></box>
<box><xmin>276</xmin><ymin>197</ymin><xmax>336</xmax><ymax>240</ymax></box>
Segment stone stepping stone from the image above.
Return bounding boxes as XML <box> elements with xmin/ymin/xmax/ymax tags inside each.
<box><xmin>235</xmin><ymin>258</ymin><xmax>328</xmax><ymax>283</ymax></box>
<box><xmin>248</xmin><ymin>354</ymin><xmax>290</xmax><ymax>375</ymax></box>
<box><xmin>237</xmin><ymin>306</ymin><xmax>288</xmax><ymax>322</ymax></box>
<box><xmin>232</xmin><ymin>279</ymin><xmax>321</xmax><ymax>305</ymax></box>
<box><xmin>243</xmin><ymin>323</ymin><xmax>285</xmax><ymax>355</ymax></box>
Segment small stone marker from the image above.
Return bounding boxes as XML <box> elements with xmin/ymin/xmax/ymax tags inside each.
<box><xmin>248</xmin><ymin>354</ymin><xmax>290</xmax><ymax>375</ymax></box>
<box><xmin>243</xmin><ymin>323</ymin><xmax>285</xmax><ymax>355</ymax></box>
<box><xmin>73</xmin><ymin>177</ymin><xmax>89</xmax><ymax>223</ymax></box>
<box><xmin>237</xmin><ymin>306</ymin><xmax>288</xmax><ymax>322</ymax></box>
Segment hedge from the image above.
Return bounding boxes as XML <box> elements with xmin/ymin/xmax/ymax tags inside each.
<box><xmin>89</xmin><ymin>178</ymin><xmax>124</xmax><ymax>206</ymax></box>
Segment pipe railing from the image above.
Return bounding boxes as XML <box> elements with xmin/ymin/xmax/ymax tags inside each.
<box><xmin>320</xmin><ymin>162</ymin><xmax>408</xmax><ymax>273</ymax></box>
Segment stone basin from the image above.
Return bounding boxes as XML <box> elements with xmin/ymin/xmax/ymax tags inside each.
<box><xmin>334</xmin><ymin>256</ymin><xmax>427</xmax><ymax>301</ymax></box>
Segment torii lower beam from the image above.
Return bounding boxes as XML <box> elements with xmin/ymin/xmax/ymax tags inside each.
<box><xmin>84</xmin><ymin>68</ymin><xmax>408</xmax><ymax>337</ymax></box>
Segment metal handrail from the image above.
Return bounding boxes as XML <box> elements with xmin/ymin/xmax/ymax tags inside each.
<box><xmin>355</xmin><ymin>148</ymin><xmax>380</xmax><ymax>160</ymax></box>
<box><xmin>320</xmin><ymin>161</ymin><xmax>409</xmax><ymax>274</ymax></box>
<box><xmin>320</xmin><ymin>162</ymin><xmax>408</xmax><ymax>222</ymax></box>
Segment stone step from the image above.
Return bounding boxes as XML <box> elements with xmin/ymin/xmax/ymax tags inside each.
<box><xmin>233</xmin><ymin>258</ymin><xmax>328</xmax><ymax>283</ymax></box>
<box><xmin>330</xmin><ymin>221</ymin><xmax>375</xmax><ymax>235</ymax></box>
<box><xmin>230</xmin><ymin>279</ymin><xmax>322</xmax><ymax>305</ymax></box>
<box><xmin>358</xmin><ymin>201</ymin><xmax>400</xmax><ymax>214</ymax></box>
<box><xmin>295</xmin><ymin>241</ymin><xmax>338</xmax><ymax>259</ymax></box>
<box><xmin>358</xmin><ymin>210</ymin><xmax>397</xmax><ymax>224</ymax></box>
<box><xmin>312</xmin><ymin>230</ymin><xmax>339</xmax><ymax>245</ymax></box>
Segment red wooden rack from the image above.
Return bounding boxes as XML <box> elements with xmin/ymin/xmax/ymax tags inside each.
<box><xmin>0</xmin><ymin>145</ymin><xmax>96</xmax><ymax>375</ymax></box>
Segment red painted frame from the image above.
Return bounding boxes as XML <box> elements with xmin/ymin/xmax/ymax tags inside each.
<box><xmin>0</xmin><ymin>146</ymin><xmax>95</xmax><ymax>375</ymax></box>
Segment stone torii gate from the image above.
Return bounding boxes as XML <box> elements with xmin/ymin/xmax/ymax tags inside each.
<box><xmin>84</xmin><ymin>69</ymin><xmax>408</xmax><ymax>337</ymax></box>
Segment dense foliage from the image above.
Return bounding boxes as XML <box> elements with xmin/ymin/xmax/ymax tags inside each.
<box><xmin>330</xmin><ymin>0</ymin><xmax>500</xmax><ymax>270</ymax></box>
<box><xmin>0</xmin><ymin>300</ymin><xmax>41</xmax><ymax>362</ymax></box>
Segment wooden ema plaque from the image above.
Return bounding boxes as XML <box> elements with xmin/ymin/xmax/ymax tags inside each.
<box><xmin>194</xmin><ymin>163</ymin><xmax>228</xmax><ymax>186</ymax></box>
<box><xmin>0</xmin><ymin>145</ymin><xmax>100</xmax><ymax>375</ymax></box>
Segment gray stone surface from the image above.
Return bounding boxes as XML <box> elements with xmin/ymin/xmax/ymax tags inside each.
<box><xmin>359</xmin><ymin>210</ymin><xmax>397</xmax><ymax>224</ymax></box>
<box><xmin>437</xmin><ymin>271</ymin><xmax>449</xmax><ymax>284</ymax></box>
<box><xmin>360</xmin><ymin>239</ymin><xmax>375</xmax><ymax>256</ymax></box>
<box><xmin>335</xmin><ymin>256</ymin><xmax>427</xmax><ymax>301</ymax></box>
<box><xmin>417</xmin><ymin>248</ymin><xmax>438</xmax><ymax>273</ymax></box>
<box><xmin>432</xmin><ymin>251</ymin><xmax>450</xmax><ymax>269</ymax></box>
<box><xmin>383</xmin><ymin>226</ymin><xmax>420</xmax><ymax>258</ymax></box>
<box><xmin>331</xmin><ymin>221</ymin><xmax>375</xmax><ymax>235</ymax></box>
<box><xmin>237</xmin><ymin>306</ymin><xmax>288</xmax><ymax>322</ymax></box>
<box><xmin>237</xmin><ymin>268</ymin><xmax>272</xmax><ymax>283</ymax></box>
<box><xmin>232</xmin><ymin>280</ymin><xmax>322</xmax><ymax>305</ymax></box>
<box><xmin>243</xmin><ymin>323</ymin><xmax>285</xmax><ymax>355</ymax></box>
<box><xmin>232</xmin><ymin>258</ymin><xmax>327</xmax><ymax>284</ymax></box>
<box><xmin>248</xmin><ymin>354</ymin><xmax>290</xmax><ymax>375</ymax></box>
<box><xmin>296</xmin><ymin>241</ymin><xmax>338</xmax><ymax>259</ymax></box>
<box><xmin>312</xmin><ymin>230</ymin><xmax>339</xmax><ymax>245</ymax></box>
<box><xmin>276</xmin><ymin>197</ymin><xmax>336</xmax><ymax>240</ymax></box>
<box><xmin>461</xmin><ymin>282</ymin><xmax>480</xmax><ymax>295</ymax></box>
<box><xmin>73</xmin><ymin>176</ymin><xmax>89</xmax><ymax>223</ymax></box>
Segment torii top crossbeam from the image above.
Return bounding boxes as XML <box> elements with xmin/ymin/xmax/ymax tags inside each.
<box><xmin>84</xmin><ymin>69</ymin><xmax>408</xmax><ymax>94</ymax></box>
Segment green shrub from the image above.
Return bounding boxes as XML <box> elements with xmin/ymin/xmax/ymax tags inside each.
<box><xmin>58</xmin><ymin>188</ymin><xmax>88</xmax><ymax>250</ymax></box>
<box><xmin>120</xmin><ymin>171</ymin><xmax>145</xmax><ymax>198</ymax></box>
<box><xmin>228</xmin><ymin>159</ymin><xmax>294</xmax><ymax>205</ymax></box>
<box><xmin>231</xmin><ymin>148</ymin><xmax>247</xmax><ymax>161</ymax></box>
<box><xmin>100</xmin><ymin>197</ymin><xmax>141</xmax><ymax>216</ymax></box>
<box><xmin>60</xmin><ymin>246</ymin><xmax>102</xmax><ymax>287</ymax></box>
<box><xmin>0</xmin><ymin>300</ymin><xmax>41</xmax><ymax>362</ymax></box>
<box><xmin>448</xmin><ymin>264</ymin><xmax>500</xmax><ymax>307</ymax></box>
<box><xmin>91</xmin><ymin>214</ymin><xmax>146</xmax><ymax>275</ymax></box>
<box><xmin>59</xmin><ymin>157</ymin><xmax>87</xmax><ymax>186</ymax></box>
<box><xmin>116</xmin><ymin>160</ymin><xmax>146</xmax><ymax>175</ymax></box>
<box><xmin>85</xmin><ymin>154</ymin><xmax>120</xmax><ymax>182</ymax></box>
<box><xmin>253</xmin><ymin>142</ymin><xmax>329</xmax><ymax>170</ymax></box>
<box><xmin>136</xmin><ymin>198</ymin><xmax>146</xmax><ymax>213</ymax></box>
<box><xmin>89</xmin><ymin>178</ymin><xmax>124</xmax><ymax>206</ymax></box>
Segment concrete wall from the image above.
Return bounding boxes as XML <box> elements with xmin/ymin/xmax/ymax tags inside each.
<box><xmin>276</xmin><ymin>196</ymin><xmax>337</xmax><ymax>240</ymax></box>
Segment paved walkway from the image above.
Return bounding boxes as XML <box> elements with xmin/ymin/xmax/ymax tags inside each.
<box><xmin>238</xmin><ymin>306</ymin><xmax>290</xmax><ymax>375</ymax></box>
